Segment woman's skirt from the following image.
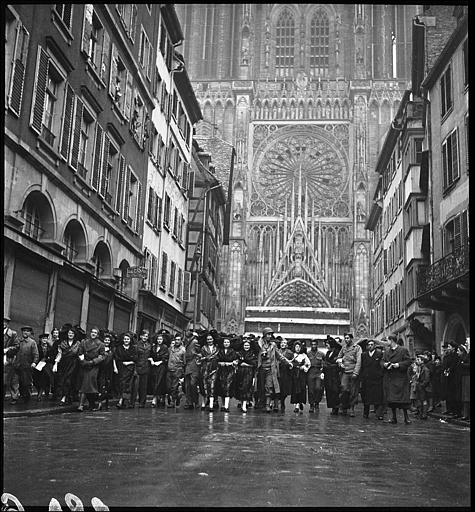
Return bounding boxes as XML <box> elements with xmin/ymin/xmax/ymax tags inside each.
<box><xmin>235</xmin><ymin>366</ymin><xmax>255</xmax><ymax>401</ymax></box>
<box><xmin>151</xmin><ymin>364</ymin><xmax>167</xmax><ymax>396</ymax></box>
<box><xmin>290</xmin><ymin>369</ymin><xmax>307</xmax><ymax>404</ymax></box>
<box><xmin>218</xmin><ymin>366</ymin><xmax>235</xmax><ymax>397</ymax></box>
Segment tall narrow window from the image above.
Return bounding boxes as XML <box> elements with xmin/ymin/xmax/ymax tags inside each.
<box><xmin>310</xmin><ymin>9</ymin><xmax>329</xmax><ymax>77</ymax></box>
<box><xmin>440</xmin><ymin>64</ymin><xmax>453</xmax><ymax>118</ymax></box>
<box><xmin>275</xmin><ymin>9</ymin><xmax>295</xmax><ymax>77</ymax></box>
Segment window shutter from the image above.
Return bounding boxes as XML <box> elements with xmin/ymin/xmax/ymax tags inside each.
<box><xmin>60</xmin><ymin>83</ymin><xmax>75</xmax><ymax>159</ymax></box>
<box><xmin>135</xmin><ymin>181</ymin><xmax>143</xmax><ymax>232</ymax></box>
<box><xmin>123</xmin><ymin>166</ymin><xmax>131</xmax><ymax>221</ymax></box>
<box><xmin>147</xmin><ymin>43</ymin><xmax>153</xmax><ymax>80</ymax></box>
<box><xmin>30</xmin><ymin>46</ymin><xmax>49</xmax><ymax>134</ymax></box>
<box><xmin>109</xmin><ymin>43</ymin><xmax>118</xmax><ymax>99</ymax></box>
<box><xmin>182</xmin><ymin>271</ymin><xmax>191</xmax><ymax>302</ymax></box>
<box><xmin>8</xmin><ymin>23</ymin><xmax>29</xmax><ymax>116</ymax></box>
<box><xmin>129</xmin><ymin>5</ymin><xmax>137</xmax><ymax>42</ymax></box>
<box><xmin>116</xmin><ymin>154</ymin><xmax>126</xmax><ymax>213</ymax></box>
<box><xmin>100</xmin><ymin>29</ymin><xmax>110</xmax><ymax>82</ymax></box>
<box><xmin>452</xmin><ymin>130</ymin><xmax>459</xmax><ymax>181</ymax></box>
<box><xmin>100</xmin><ymin>134</ymin><xmax>110</xmax><ymax>197</ymax></box>
<box><xmin>461</xmin><ymin>210</ymin><xmax>468</xmax><ymax>247</ymax></box>
<box><xmin>157</xmin><ymin>196</ymin><xmax>162</xmax><ymax>228</ymax></box>
<box><xmin>91</xmin><ymin>124</ymin><xmax>103</xmax><ymax>191</ymax></box>
<box><xmin>81</xmin><ymin>5</ymin><xmax>94</xmax><ymax>55</ymax></box>
<box><xmin>124</xmin><ymin>70</ymin><xmax>133</xmax><ymax>120</ymax></box>
<box><xmin>63</xmin><ymin>4</ymin><xmax>72</xmax><ymax>28</ymax></box>
<box><xmin>453</xmin><ymin>215</ymin><xmax>462</xmax><ymax>252</ymax></box>
<box><xmin>70</xmin><ymin>97</ymin><xmax>84</xmax><ymax>170</ymax></box>
<box><xmin>147</xmin><ymin>187</ymin><xmax>153</xmax><ymax>222</ymax></box>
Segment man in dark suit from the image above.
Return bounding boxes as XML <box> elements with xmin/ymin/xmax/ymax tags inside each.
<box><xmin>360</xmin><ymin>340</ymin><xmax>384</xmax><ymax>420</ymax></box>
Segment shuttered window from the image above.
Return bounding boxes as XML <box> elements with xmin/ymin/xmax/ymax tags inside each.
<box><xmin>99</xmin><ymin>134</ymin><xmax>111</xmax><ymax>198</ymax></box>
<box><xmin>7</xmin><ymin>21</ymin><xmax>29</xmax><ymax>117</ymax></box>
<box><xmin>160</xmin><ymin>252</ymin><xmax>168</xmax><ymax>291</ymax></box>
<box><xmin>177</xmin><ymin>268</ymin><xmax>183</xmax><ymax>301</ymax></box>
<box><xmin>442</xmin><ymin>129</ymin><xmax>460</xmax><ymax>190</ymax></box>
<box><xmin>169</xmin><ymin>261</ymin><xmax>176</xmax><ymax>296</ymax></box>
<box><xmin>91</xmin><ymin>123</ymin><xmax>103</xmax><ymax>191</ymax></box>
<box><xmin>115</xmin><ymin>154</ymin><xmax>126</xmax><ymax>214</ymax></box>
<box><xmin>54</xmin><ymin>5</ymin><xmax>73</xmax><ymax>29</ymax></box>
<box><xmin>182</xmin><ymin>271</ymin><xmax>191</xmax><ymax>302</ymax></box>
<box><xmin>70</xmin><ymin>98</ymin><xmax>84</xmax><ymax>171</ymax></box>
<box><xmin>59</xmin><ymin>84</ymin><xmax>75</xmax><ymax>159</ymax></box>
<box><xmin>30</xmin><ymin>46</ymin><xmax>50</xmax><ymax>134</ymax></box>
<box><xmin>123</xmin><ymin>165</ymin><xmax>131</xmax><ymax>221</ymax></box>
<box><xmin>135</xmin><ymin>181</ymin><xmax>143</xmax><ymax>232</ymax></box>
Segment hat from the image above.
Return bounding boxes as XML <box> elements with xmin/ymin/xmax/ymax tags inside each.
<box><xmin>39</xmin><ymin>333</ymin><xmax>49</xmax><ymax>339</ymax></box>
<box><xmin>448</xmin><ymin>340</ymin><xmax>459</xmax><ymax>349</ymax></box>
<box><xmin>4</xmin><ymin>315</ymin><xmax>11</xmax><ymax>322</ymax></box>
<box><xmin>262</xmin><ymin>327</ymin><xmax>274</xmax><ymax>336</ymax></box>
<box><xmin>21</xmin><ymin>326</ymin><xmax>33</xmax><ymax>332</ymax></box>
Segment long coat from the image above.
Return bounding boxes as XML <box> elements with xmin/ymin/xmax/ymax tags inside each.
<box><xmin>217</xmin><ymin>347</ymin><xmax>239</xmax><ymax>397</ymax></box>
<box><xmin>441</xmin><ymin>351</ymin><xmax>460</xmax><ymax>402</ymax></box>
<box><xmin>323</xmin><ymin>346</ymin><xmax>341</xmax><ymax>408</ymax></box>
<box><xmin>114</xmin><ymin>344</ymin><xmax>138</xmax><ymax>395</ymax></box>
<box><xmin>360</xmin><ymin>349</ymin><xmax>384</xmax><ymax>405</ymax></box>
<box><xmin>236</xmin><ymin>349</ymin><xmax>257</xmax><ymax>401</ymax></box>
<box><xmin>382</xmin><ymin>346</ymin><xmax>412</xmax><ymax>405</ymax></box>
<box><xmin>256</xmin><ymin>339</ymin><xmax>284</xmax><ymax>394</ymax></box>
<box><xmin>278</xmin><ymin>348</ymin><xmax>294</xmax><ymax>398</ymax></box>
<box><xmin>150</xmin><ymin>343</ymin><xmax>169</xmax><ymax>396</ymax></box>
<box><xmin>78</xmin><ymin>337</ymin><xmax>106</xmax><ymax>394</ymax></box>
<box><xmin>56</xmin><ymin>339</ymin><xmax>80</xmax><ymax>398</ymax></box>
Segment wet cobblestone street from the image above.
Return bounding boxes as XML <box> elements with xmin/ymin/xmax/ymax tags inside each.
<box><xmin>3</xmin><ymin>404</ymin><xmax>470</xmax><ymax>508</ymax></box>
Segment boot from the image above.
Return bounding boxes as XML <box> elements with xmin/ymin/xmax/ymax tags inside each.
<box><xmin>389</xmin><ymin>408</ymin><xmax>397</xmax><ymax>424</ymax></box>
<box><xmin>403</xmin><ymin>409</ymin><xmax>412</xmax><ymax>424</ymax></box>
<box><xmin>116</xmin><ymin>398</ymin><xmax>124</xmax><ymax>409</ymax></box>
<box><xmin>77</xmin><ymin>393</ymin><xmax>86</xmax><ymax>412</ymax></box>
<box><xmin>208</xmin><ymin>397</ymin><xmax>214</xmax><ymax>412</ymax></box>
<box><xmin>265</xmin><ymin>396</ymin><xmax>272</xmax><ymax>413</ymax></box>
<box><xmin>223</xmin><ymin>397</ymin><xmax>230</xmax><ymax>412</ymax></box>
<box><xmin>280</xmin><ymin>399</ymin><xmax>286</xmax><ymax>412</ymax></box>
<box><xmin>242</xmin><ymin>400</ymin><xmax>247</xmax><ymax>413</ymax></box>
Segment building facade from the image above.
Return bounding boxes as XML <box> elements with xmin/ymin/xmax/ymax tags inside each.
<box><xmin>416</xmin><ymin>8</ymin><xmax>469</xmax><ymax>351</ymax></box>
<box><xmin>176</xmin><ymin>4</ymin><xmax>419</xmax><ymax>337</ymax></box>
<box><xmin>138</xmin><ymin>5</ymin><xmax>201</xmax><ymax>335</ymax></box>
<box><xmin>366</xmin><ymin>6</ymin><xmax>469</xmax><ymax>353</ymax></box>
<box><xmin>184</xmin><ymin>140</ymin><xmax>228</xmax><ymax>331</ymax></box>
<box><xmin>4</xmin><ymin>4</ymin><xmax>160</xmax><ymax>335</ymax></box>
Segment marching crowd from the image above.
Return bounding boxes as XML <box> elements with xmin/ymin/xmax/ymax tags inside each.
<box><xmin>3</xmin><ymin>316</ymin><xmax>470</xmax><ymax>424</ymax></box>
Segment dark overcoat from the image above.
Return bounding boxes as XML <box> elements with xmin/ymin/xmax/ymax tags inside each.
<box><xmin>360</xmin><ymin>349</ymin><xmax>384</xmax><ymax>405</ymax></box>
<box><xmin>382</xmin><ymin>345</ymin><xmax>412</xmax><ymax>405</ymax></box>
<box><xmin>236</xmin><ymin>349</ymin><xmax>257</xmax><ymax>401</ymax></box>
<box><xmin>150</xmin><ymin>343</ymin><xmax>169</xmax><ymax>396</ymax></box>
<box><xmin>323</xmin><ymin>347</ymin><xmax>341</xmax><ymax>408</ymax></box>
<box><xmin>78</xmin><ymin>337</ymin><xmax>106</xmax><ymax>394</ymax></box>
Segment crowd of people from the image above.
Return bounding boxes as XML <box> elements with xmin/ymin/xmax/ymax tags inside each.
<box><xmin>3</xmin><ymin>316</ymin><xmax>470</xmax><ymax>423</ymax></box>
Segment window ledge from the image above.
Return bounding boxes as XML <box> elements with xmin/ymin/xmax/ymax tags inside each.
<box><xmin>36</xmin><ymin>136</ymin><xmax>61</xmax><ymax>167</ymax></box>
<box><xmin>51</xmin><ymin>9</ymin><xmax>74</xmax><ymax>46</ymax></box>
<box><xmin>101</xmin><ymin>200</ymin><xmax>117</xmax><ymax>220</ymax></box>
<box><xmin>441</xmin><ymin>105</ymin><xmax>454</xmax><ymax>124</ymax></box>
<box><xmin>442</xmin><ymin>177</ymin><xmax>460</xmax><ymax>197</ymax></box>
<box><xmin>85</xmin><ymin>60</ymin><xmax>107</xmax><ymax>90</ymax></box>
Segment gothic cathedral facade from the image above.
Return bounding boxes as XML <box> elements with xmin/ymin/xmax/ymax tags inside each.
<box><xmin>176</xmin><ymin>4</ymin><xmax>418</xmax><ymax>337</ymax></box>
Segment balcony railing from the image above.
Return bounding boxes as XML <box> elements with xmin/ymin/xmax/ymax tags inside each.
<box><xmin>417</xmin><ymin>243</ymin><xmax>470</xmax><ymax>297</ymax></box>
